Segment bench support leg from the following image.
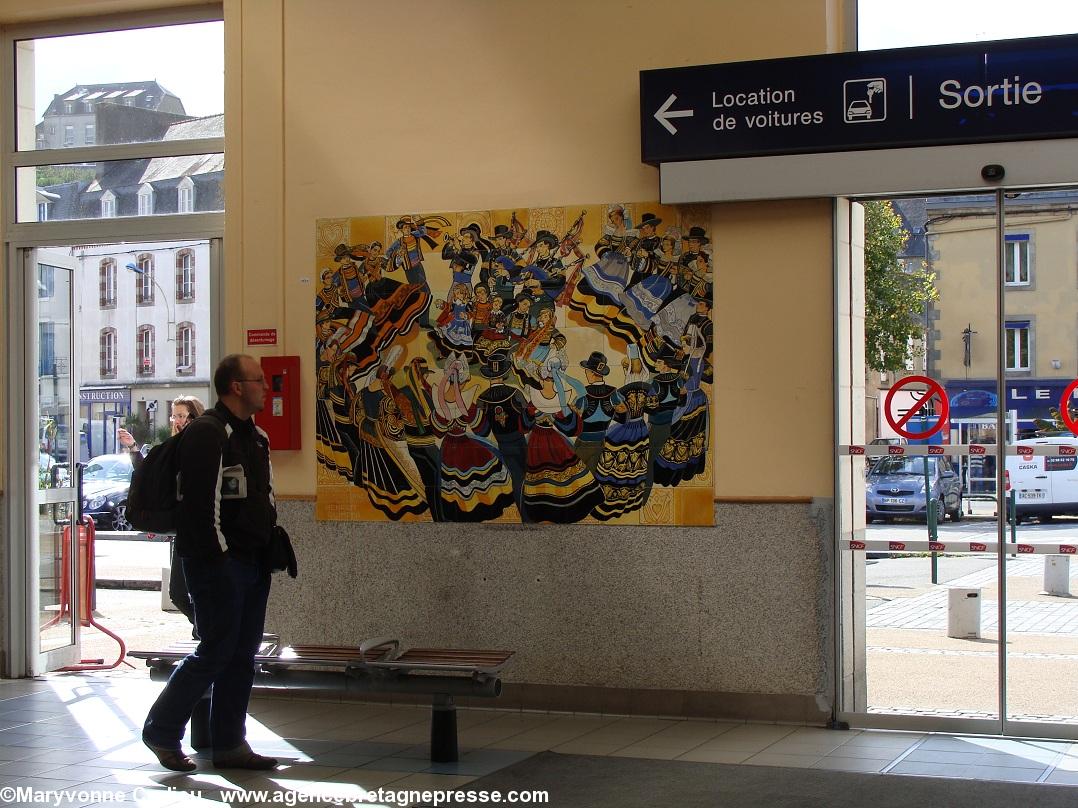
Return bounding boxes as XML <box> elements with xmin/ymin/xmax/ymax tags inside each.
<box><xmin>190</xmin><ymin>695</ymin><xmax>212</xmax><ymax>750</ymax></box>
<box><xmin>430</xmin><ymin>694</ymin><xmax>458</xmax><ymax>763</ymax></box>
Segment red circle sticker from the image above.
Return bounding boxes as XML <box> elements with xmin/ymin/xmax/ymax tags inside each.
<box><xmin>1061</xmin><ymin>379</ymin><xmax>1078</xmax><ymax>436</ymax></box>
<box><xmin>884</xmin><ymin>376</ymin><xmax>950</xmax><ymax>440</ymax></box>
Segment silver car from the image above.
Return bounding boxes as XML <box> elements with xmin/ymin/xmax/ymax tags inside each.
<box><xmin>866</xmin><ymin>455</ymin><xmax>963</xmax><ymax>523</ymax></box>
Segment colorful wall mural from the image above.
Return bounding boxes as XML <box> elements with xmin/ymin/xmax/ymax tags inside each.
<box><xmin>315</xmin><ymin>203</ymin><xmax>714</xmax><ymax>525</ymax></box>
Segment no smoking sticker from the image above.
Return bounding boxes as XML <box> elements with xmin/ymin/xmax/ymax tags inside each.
<box><xmin>884</xmin><ymin>376</ymin><xmax>949</xmax><ymax>440</ymax></box>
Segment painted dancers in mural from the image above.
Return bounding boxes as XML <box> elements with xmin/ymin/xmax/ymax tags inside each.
<box><xmin>315</xmin><ymin>203</ymin><xmax>713</xmax><ymax>524</ymax></box>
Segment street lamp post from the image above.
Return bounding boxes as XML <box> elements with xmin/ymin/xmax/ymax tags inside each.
<box><xmin>125</xmin><ymin>262</ymin><xmax>174</xmax><ymax>340</ymax></box>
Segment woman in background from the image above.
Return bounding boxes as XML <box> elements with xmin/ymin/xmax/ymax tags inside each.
<box><xmin>118</xmin><ymin>395</ymin><xmax>205</xmax><ymax>634</ymax></box>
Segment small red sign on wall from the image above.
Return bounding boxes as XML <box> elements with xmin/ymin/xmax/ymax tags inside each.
<box><xmin>247</xmin><ymin>329</ymin><xmax>278</xmax><ymax>346</ymax></box>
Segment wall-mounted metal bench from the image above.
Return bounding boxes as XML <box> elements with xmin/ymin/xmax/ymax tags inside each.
<box><xmin>128</xmin><ymin>636</ymin><xmax>514</xmax><ymax>762</ymax></box>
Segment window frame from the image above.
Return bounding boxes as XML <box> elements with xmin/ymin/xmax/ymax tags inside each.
<box><xmin>1004</xmin><ymin>234</ymin><xmax>1032</xmax><ymax>287</ymax></box>
<box><xmin>99</xmin><ymin>257</ymin><xmax>116</xmax><ymax>308</ymax></box>
<box><xmin>176</xmin><ymin>321</ymin><xmax>195</xmax><ymax>374</ymax></box>
<box><xmin>2</xmin><ymin>6</ymin><xmax>226</xmax><ymax>680</ymax></box>
<box><xmin>177</xmin><ymin>176</ymin><xmax>194</xmax><ymax>213</ymax></box>
<box><xmin>137</xmin><ymin>183</ymin><xmax>154</xmax><ymax>216</ymax></box>
<box><xmin>100</xmin><ymin>190</ymin><xmax>116</xmax><ymax>218</ymax></box>
<box><xmin>136</xmin><ymin>323</ymin><xmax>155</xmax><ymax>376</ymax></box>
<box><xmin>99</xmin><ymin>327</ymin><xmax>116</xmax><ymax>378</ymax></box>
<box><xmin>135</xmin><ymin>253</ymin><xmax>154</xmax><ymax>305</ymax></box>
<box><xmin>1005</xmin><ymin>321</ymin><xmax>1032</xmax><ymax>372</ymax></box>
<box><xmin>176</xmin><ymin>248</ymin><xmax>195</xmax><ymax>300</ymax></box>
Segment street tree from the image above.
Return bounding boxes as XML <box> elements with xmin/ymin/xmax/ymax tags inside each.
<box><xmin>864</xmin><ymin>200</ymin><xmax>939</xmax><ymax>372</ymax></box>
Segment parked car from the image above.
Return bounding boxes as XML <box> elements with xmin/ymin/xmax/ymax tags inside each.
<box><xmin>866</xmin><ymin>455</ymin><xmax>963</xmax><ymax>523</ymax></box>
<box><xmin>81</xmin><ymin>453</ymin><xmax>133</xmax><ymax>531</ymax></box>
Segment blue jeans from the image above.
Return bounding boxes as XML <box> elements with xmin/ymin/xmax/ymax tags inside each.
<box><xmin>143</xmin><ymin>555</ymin><xmax>271</xmax><ymax>752</ymax></box>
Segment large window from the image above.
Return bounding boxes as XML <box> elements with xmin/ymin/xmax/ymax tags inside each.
<box><xmin>99</xmin><ymin>259</ymin><xmax>116</xmax><ymax>307</ymax></box>
<box><xmin>177</xmin><ymin>249</ymin><xmax>195</xmax><ymax>300</ymax></box>
<box><xmin>1005</xmin><ymin>320</ymin><xmax>1031</xmax><ymax>371</ymax></box>
<box><xmin>1004</xmin><ymin>235</ymin><xmax>1031</xmax><ymax>286</ymax></box>
<box><xmin>134</xmin><ymin>254</ymin><xmax>154</xmax><ymax>304</ymax></box>
<box><xmin>136</xmin><ymin>325</ymin><xmax>155</xmax><ymax>376</ymax></box>
<box><xmin>176</xmin><ymin>322</ymin><xmax>195</xmax><ymax>374</ymax></box>
<box><xmin>99</xmin><ymin>328</ymin><xmax>116</xmax><ymax>378</ymax></box>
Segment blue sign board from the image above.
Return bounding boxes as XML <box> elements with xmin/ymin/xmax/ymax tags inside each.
<box><xmin>640</xmin><ymin>34</ymin><xmax>1078</xmax><ymax>164</ymax></box>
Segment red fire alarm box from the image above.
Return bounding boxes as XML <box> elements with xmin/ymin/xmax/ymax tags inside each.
<box><xmin>257</xmin><ymin>356</ymin><xmax>301</xmax><ymax>450</ymax></box>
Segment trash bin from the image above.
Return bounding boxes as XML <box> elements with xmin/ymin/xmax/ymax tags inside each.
<box><xmin>1044</xmin><ymin>555</ymin><xmax>1071</xmax><ymax>597</ymax></box>
<box><xmin>947</xmin><ymin>588</ymin><xmax>981</xmax><ymax>639</ymax></box>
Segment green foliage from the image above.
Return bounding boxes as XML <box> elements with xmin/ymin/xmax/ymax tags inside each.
<box><xmin>36</xmin><ymin>165</ymin><xmax>95</xmax><ymax>188</ymax></box>
<box><xmin>1033</xmin><ymin>405</ymin><xmax>1078</xmax><ymax>436</ymax></box>
<box><xmin>864</xmin><ymin>200</ymin><xmax>939</xmax><ymax>373</ymax></box>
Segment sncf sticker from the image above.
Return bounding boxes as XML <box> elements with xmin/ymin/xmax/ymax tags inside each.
<box><xmin>889</xmin><ymin>446</ymin><xmax>906</xmax><ymax>455</ymax></box>
<box><xmin>1018</xmin><ymin>544</ymin><xmax>1035</xmax><ymax>553</ymax></box>
<box><xmin>970</xmin><ymin>542</ymin><xmax>987</xmax><ymax>552</ymax></box>
<box><xmin>929</xmin><ymin>542</ymin><xmax>946</xmax><ymax>551</ymax></box>
<box><xmin>888</xmin><ymin>542</ymin><xmax>906</xmax><ymax>551</ymax></box>
<box><xmin>1061</xmin><ymin>446</ymin><xmax>1077</xmax><ymax>456</ymax></box>
<box><xmin>928</xmin><ymin>446</ymin><xmax>944</xmax><ymax>455</ymax></box>
<box><xmin>970</xmin><ymin>445</ymin><xmax>986</xmax><ymax>455</ymax></box>
<box><xmin>850</xmin><ymin>541</ymin><xmax>866</xmax><ymax>550</ymax></box>
<box><xmin>1060</xmin><ymin>545</ymin><xmax>1077</xmax><ymax>554</ymax></box>
<box><xmin>849</xmin><ymin>446</ymin><xmax>866</xmax><ymax>455</ymax></box>
<box><xmin>1018</xmin><ymin>446</ymin><xmax>1034</xmax><ymax>457</ymax></box>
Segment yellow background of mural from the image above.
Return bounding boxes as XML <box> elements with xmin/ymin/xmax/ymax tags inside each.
<box><xmin>315</xmin><ymin>202</ymin><xmax>713</xmax><ymax>525</ymax></box>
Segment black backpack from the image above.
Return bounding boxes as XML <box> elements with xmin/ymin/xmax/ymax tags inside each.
<box><xmin>126</xmin><ymin>410</ymin><xmax>225</xmax><ymax>533</ymax></box>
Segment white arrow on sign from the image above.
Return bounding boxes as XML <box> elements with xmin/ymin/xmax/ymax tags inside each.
<box><xmin>654</xmin><ymin>94</ymin><xmax>694</xmax><ymax>135</ymax></box>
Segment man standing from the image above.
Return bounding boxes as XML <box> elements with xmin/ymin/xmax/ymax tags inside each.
<box><xmin>142</xmin><ymin>354</ymin><xmax>279</xmax><ymax>772</ymax></box>
<box><xmin>474</xmin><ymin>351</ymin><xmax>532</xmax><ymax>517</ymax></box>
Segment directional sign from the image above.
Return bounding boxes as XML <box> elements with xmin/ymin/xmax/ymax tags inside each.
<box><xmin>640</xmin><ymin>33</ymin><xmax>1078</xmax><ymax>164</ymax></box>
<box><xmin>1062</xmin><ymin>379</ymin><xmax>1078</xmax><ymax>436</ymax></box>
<box><xmin>884</xmin><ymin>376</ymin><xmax>949</xmax><ymax>440</ymax></box>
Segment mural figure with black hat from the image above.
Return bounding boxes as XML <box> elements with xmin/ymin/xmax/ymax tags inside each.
<box><xmin>351</xmin><ymin>347</ymin><xmax>428</xmax><ymax>519</ymax></box>
<box><xmin>644</xmin><ymin>345</ymin><xmax>686</xmax><ymax>491</ymax></box>
<box><xmin>334</xmin><ymin>242</ymin><xmax>369</xmax><ymax>304</ymax></box>
<box><xmin>443</xmin><ymin>222</ymin><xmax>493</xmax><ymax>270</ymax></box>
<box><xmin>592</xmin><ymin>345</ymin><xmax>652</xmax><ymax>520</ymax></box>
<box><xmin>387</xmin><ymin>215</ymin><xmax>440</xmax><ymax>327</ymax></box>
<box><xmin>395</xmin><ymin>357</ymin><xmax>444</xmax><ymax>520</ymax></box>
<box><xmin>654</xmin><ymin>328</ymin><xmax>710</xmax><ymax>487</ymax></box>
<box><xmin>474</xmin><ymin>350</ymin><xmax>532</xmax><ymax>516</ymax></box>
<box><xmin>572</xmin><ymin>351</ymin><xmax>627</xmax><ymax>474</ymax></box>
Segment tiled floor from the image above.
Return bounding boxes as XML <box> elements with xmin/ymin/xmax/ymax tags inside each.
<box><xmin>1</xmin><ymin>676</ymin><xmax>1077</xmax><ymax>806</ymax></box>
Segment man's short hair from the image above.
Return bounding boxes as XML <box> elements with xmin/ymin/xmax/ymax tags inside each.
<box><xmin>214</xmin><ymin>354</ymin><xmax>251</xmax><ymax>396</ymax></box>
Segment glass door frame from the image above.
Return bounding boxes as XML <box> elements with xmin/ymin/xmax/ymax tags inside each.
<box><xmin>836</xmin><ymin>188</ymin><xmax>1078</xmax><ymax>741</ymax></box>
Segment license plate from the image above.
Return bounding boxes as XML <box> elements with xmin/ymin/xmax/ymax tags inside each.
<box><xmin>882</xmin><ymin>497</ymin><xmax>907</xmax><ymax>505</ymax></box>
<box><xmin>1019</xmin><ymin>491</ymin><xmax>1046</xmax><ymax>500</ymax></box>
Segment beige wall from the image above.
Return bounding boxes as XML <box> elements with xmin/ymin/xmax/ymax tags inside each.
<box><xmin>227</xmin><ymin>0</ymin><xmax>843</xmax><ymax>499</ymax></box>
<box><xmin>933</xmin><ymin>210</ymin><xmax>1078</xmax><ymax>382</ymax></box>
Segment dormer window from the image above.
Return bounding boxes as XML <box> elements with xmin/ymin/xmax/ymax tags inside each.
<box><xmin>101</xmin><ymin>190</ymin><xmax>116</xmax><ymax>218</ymax></box>
<box><xmin>177</xmin><ymin>177</ymin><xmax>195</xmax><ymax>213</ymax></box>
<box><xmin>137</xmin><ymin>183</ymin><xmax>154</xmax><ymax>216</ymax></box>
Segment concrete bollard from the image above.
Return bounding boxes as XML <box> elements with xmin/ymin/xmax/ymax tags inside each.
<box><xmin>947</xmin><ymin>588</ymin><xmax>981</xmax><ymax>639</ymax></box>
<box><xmin>1044</xmin><ymin>555</ymin><xmax>1072</xmax><ymax>597</ymax></box>
<box><xmin>161</xmin><ymin>566</ymin><xmax>178</xmax><ymax>611</ymax></box>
